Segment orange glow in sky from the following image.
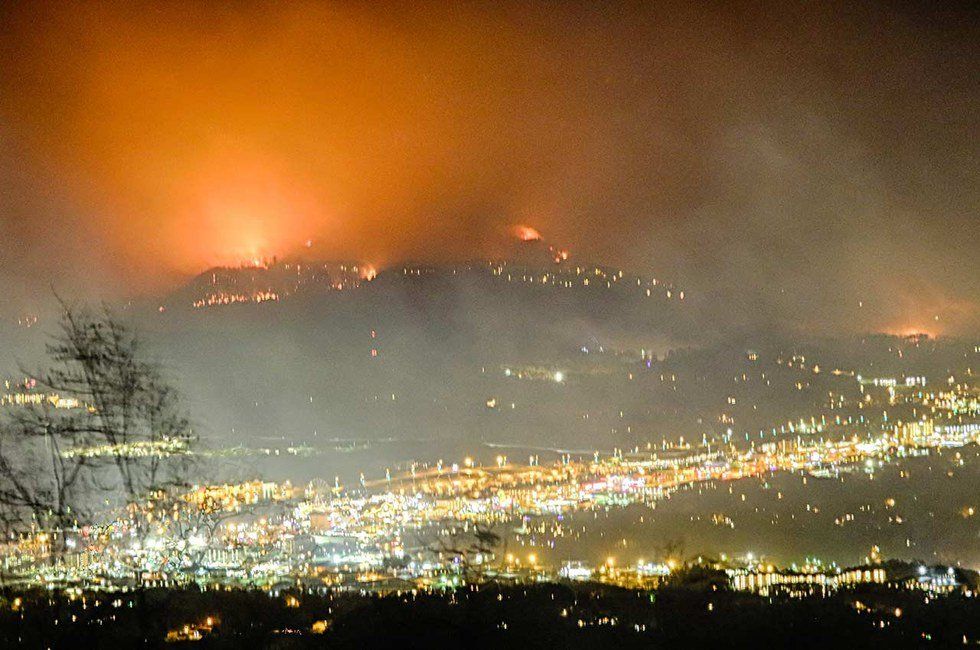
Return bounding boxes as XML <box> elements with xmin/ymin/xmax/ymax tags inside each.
<box><xmin>162</xmin><ymin>152</ymin><xmax>324</xmax><ymax>271</ymax></box>
<box><xmin>1</xmin><ymin>3</ymin><xmax>977</xmax><ymax>336</ymax></box>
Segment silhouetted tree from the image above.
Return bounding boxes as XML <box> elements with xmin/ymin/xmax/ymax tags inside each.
<box><xmin>0</xmin><ymin>399</ymin><xmax>95</xmax><ymax>558</ymax></box>
<box><xmin>430</xmin><ymin>522</ymin><xmax>501</xmax><ymax>582</ymax></box>
<box><xmin>0</xmin><ymin>303</ymin><xmax>198</xmax><ymax>562</ymax></box>
<box><xmin>661</xmin><ymin>537</ymin><xmax>685</xmax><ymax>564</ymax></box>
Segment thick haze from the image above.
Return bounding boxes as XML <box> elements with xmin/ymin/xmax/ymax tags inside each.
<box><xmin>1</xmin><ymin>1</ymin><xmax>977</xmax><ymax>335</ymax></box>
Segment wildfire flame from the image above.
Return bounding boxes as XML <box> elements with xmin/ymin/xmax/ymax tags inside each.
<box><xmin>360</xmin><ymin>265</ymin><xmax>377</xmax><ymax>281</ymax></box>
<box><xmin>513</xmin><ymin>225</ymin><xmax>542</xmax><ymax>242</ymax></box>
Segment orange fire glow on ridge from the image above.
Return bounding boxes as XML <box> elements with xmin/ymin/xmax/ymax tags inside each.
<box><xmin>359</xmin><ymin>265</ymin><xmax>377</xmax><ymax>281</ymax></box>
<box><xmin>513</xmin><ymin>225</ymin><xmax>542</xmax><ymax>242</ymax></box>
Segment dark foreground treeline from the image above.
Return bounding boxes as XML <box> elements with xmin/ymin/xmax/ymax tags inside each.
<box><xmin>1</xmin><ymin>578</ymin><xmax>978</xmax><ymax>648</ymax></box>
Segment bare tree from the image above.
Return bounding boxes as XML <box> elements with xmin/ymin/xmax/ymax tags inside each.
<box><xmin>662</xmin><ymin>537</ymin><xmax>686</xmax><ymax>564</ymax></box>
<box><xmin>0</xmin><ymin>303</ymin><xmax>198</xmax><ymax>559</ymax></box>
<box><xmin>430</xmin><ymin>522</ymin><xmax>501</xmax><ymax>583</ymax></box>
<box><xmin>0</xmin><ymin>401</ymin><xmax>95</xmax><ymax>559</ymax></box>
<box><xmin>39</xmin><ymin>304</ymin><xmax>195</xmax><ymax>502</ymax></box>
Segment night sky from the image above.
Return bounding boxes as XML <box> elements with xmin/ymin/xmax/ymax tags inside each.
<box><xmin>1</xmin><ymin>1</ymin><xmax>977</xmax><ymax>335</ymax></box>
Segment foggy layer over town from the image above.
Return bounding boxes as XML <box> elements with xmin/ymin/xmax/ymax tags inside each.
<box><xmin>0</xmin><ymin>4</ymin><xmax>978</xmax><ymax>645</ymax></box>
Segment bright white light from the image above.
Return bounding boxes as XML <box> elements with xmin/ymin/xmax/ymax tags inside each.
<box><xmin>554</xmin><ymin>371</ymin><xmax>564</xmax><ymax>383</ymax></box>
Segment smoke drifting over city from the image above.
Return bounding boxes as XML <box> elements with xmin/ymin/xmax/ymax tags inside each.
<box><xmin>3</xmin><ymin>4</ymin><xmax>980</xmax><ymax>645</ymax></box>
<box><xmin>2</xmin><ymin>1</ymin><xmax>977</xmax><ymax>334</ymax></box>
